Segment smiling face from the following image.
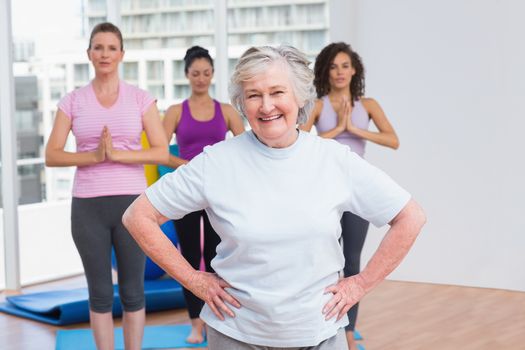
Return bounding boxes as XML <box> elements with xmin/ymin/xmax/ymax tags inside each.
<box><xmin>242</xmin><ymin>62</ymin><xmax>300</xmax><ymax>148</ymax></box>
<box><xmin>186</xmin><ymin>57</ymin><xmax>214</xmax><ymax>95</ymax></box>
<box><xmin>329</xmin><ymin>52</ymin><xmax>355</xmax><ymax>90</ymax></box>
<box><xmin>87</xmin><ymin>32</ymin><xmax>124</xmax><ymax>75</ymax></box>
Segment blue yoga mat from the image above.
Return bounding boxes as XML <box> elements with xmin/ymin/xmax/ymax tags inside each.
<box><xmin>55</xmin><ymin>324</ymin><xmax>207</xmax><ymax>350</ymax></box>
<box><xmin>0</xmin><ymin>279</ymin><xmax>185</xmax><ymax>325</ymax></box>
<box><xmin>354</xmin><ymin>329</ymin><xmax>363</xmax><ymax>340</ymax></box>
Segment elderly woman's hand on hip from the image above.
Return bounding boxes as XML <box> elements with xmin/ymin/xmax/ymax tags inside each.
<box><xmin>188</xmin><ymin>271</ymin><xmax>241</xmax><ymax>320</ymax></box>
<box><xmin>323</xmin><ymin>274</ymin><xmax>367</xmax><ymax>321</ymax></box>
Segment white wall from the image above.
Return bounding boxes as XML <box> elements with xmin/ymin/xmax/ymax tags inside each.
<box><xmin>333</xmin><ymin>0</ymin><xmax>525</xmax><ymax>291</ymax></box>
<box><xmin>0</xmin><ymin>213</ymin><xmax>4</xmax><ymax>289</ymax></box>
<box><xmin>17</xmin><ymin>201</ymin><xmax>83</xmax><ymax>285</ymax></box>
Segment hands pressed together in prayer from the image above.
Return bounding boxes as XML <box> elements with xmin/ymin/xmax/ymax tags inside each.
<box><xmin>336</xmin><ymin>97</ymin><xmax>358</xmax><ymax>134</ymax></box>
<box><xmin>95</xmin><ymin>126</ymin><xmax>120</xmax><ymax>163</ymax></box>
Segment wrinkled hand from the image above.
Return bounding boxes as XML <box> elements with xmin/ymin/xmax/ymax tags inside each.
<box><xmin>95</xmin><ymin>127</ymin><xmax>107</xmax><ymax>163</ymax></box>
<box><xmin>323</xmin><ymin>275</ymin><xmax>366</xmax><ymax>321</ymax></box>
<box><xmin>188</xmin><ymin>271</ymin><xmax>241</xmax><ymax>320</ymax></box>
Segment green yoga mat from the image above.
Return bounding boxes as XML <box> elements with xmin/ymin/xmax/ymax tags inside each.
<box><xmin>55</xmin><ymin>324</ymin><xmax>207</xmax><ymax>350</ymax></box>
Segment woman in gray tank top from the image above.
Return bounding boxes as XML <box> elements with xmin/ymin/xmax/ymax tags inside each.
<box><xmin>301</xmin><ymin>42</ymin><xmax>399</xmax><ymax>350</ymax></box>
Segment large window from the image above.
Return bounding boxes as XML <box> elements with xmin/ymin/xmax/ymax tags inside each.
<box><xmin>3</xmin><ymin>0</ymin><xmax>330</xmax><ymax>287</ymax></box>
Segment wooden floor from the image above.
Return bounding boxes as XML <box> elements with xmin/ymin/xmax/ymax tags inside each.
<box><xmin>1</xmin><ymin>276</ymin><xmax>524</xmax><ymax>350</ymax></box>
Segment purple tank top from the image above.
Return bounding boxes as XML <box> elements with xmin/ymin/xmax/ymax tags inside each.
<box><xmin>176</xmin><ymin>99</ymin><xmax>228</xmax><ymax>160</ymax></box>
<box><xmin>315</xmin><ymin>96</ymin><xmax>370</xmax><ymax>157</ymax></box>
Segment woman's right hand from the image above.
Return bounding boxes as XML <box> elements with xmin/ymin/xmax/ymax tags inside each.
<box><xmin>94</xmin><ymin>127</ymin><xmax>107</xmax><ymax>163</ymax></box>
<box><xmin>336</xmin><ymin>98</ymin><xmax>351</xmax><ymax>132</ymax></box>
<box><xmin>188</xmin><ymin>271</ymin><xmax>241</xmax><ymax>320</ymax></box>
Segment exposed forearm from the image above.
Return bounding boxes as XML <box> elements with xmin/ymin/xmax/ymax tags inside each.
<box><xmin>45</xmin><ymin>150</ymin><xmax>101</xmax><ymax>167</ymax></box>
<box><xmin>349</xmin><ymin>127</ymin><xmax>399</xmax><ymax>149</ymax></box>
<box><xmin>358</xmin><ymin>200</ymin><xmax>426</xmax><ymax>293</ymax></box>
<box><xmin>318</xmin><ymin>125</ymin><xmax>345</xmax><ymax>139</ymax></box>
<box><xmin>123</xmin><ymin>207</ymin><xmax>196</xmax><ymax>288</ymax></box>
<box><xmin>111</xmin><ymin>146</ymin><xmax>169</xmax><ymax>165</ymax></box>
<box><xmin>166</xmin><ymin>154</ymin><xmax>188</xmax><ymax>169</ymax></box>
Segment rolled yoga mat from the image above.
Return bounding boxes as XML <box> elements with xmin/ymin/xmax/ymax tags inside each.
<box><xmin>0</xmin><ymin>279</ymin><xmax>185</xmax><ymax>325</ymax></box>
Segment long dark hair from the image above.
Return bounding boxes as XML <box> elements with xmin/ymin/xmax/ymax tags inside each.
<box><xmin>88</xmin><ymin>22</ymin><xmax>123</xmax><ymax>51</ymax></box>
<box><xmin>184</xmin><ymin>46</ymin><xmax>214</xmax><ymax>73</ymax></box>
<box><xmin>313</xmin><ymin>42</ymin><xmax>365</xmax><ymax>104</ymax></box>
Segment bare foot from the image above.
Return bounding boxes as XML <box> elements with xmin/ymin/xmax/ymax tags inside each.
<box><xmin>186</xmin><ymin>318</ymin><xmax>205</xmax><ymax>344</ymax></box>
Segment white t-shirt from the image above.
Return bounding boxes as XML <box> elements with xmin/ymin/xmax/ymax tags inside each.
<box><xmin>146</xmin><ymin>130</ymin><xmax>410</xmax><ymax>347</ymax></box>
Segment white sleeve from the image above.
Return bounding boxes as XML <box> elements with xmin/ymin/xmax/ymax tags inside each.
<box><xmin>145</xmin><ymin>152</ymin><xmax>208</xmax><ymax>219</ymax></box>
<box><xmin>344</xmin><ymin>149</ymin><xmax>411</xmax><ymax>227</ymax></box>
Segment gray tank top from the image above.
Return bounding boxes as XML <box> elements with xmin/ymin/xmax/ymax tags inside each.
<box><xmin>315</xmin><ymin>95</ymin><xmax>370</xmax><ymax>157</ymax></box>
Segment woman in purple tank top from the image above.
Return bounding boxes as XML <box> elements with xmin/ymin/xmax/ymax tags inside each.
<box><xmin>162</xmin><ymin>46</ymin><xmax>244</xmax><ymax>344</ymax></box>
<box><xmin>301</xmin><ymin>42</ymin><xmax>399</xmax><ymax>350</ymax></box>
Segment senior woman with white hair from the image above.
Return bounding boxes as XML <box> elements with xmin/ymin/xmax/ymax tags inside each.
<box><xmin>123</xmin><ymin>46</ymin><xmax>426</xmax><ymax>349</ymax></box>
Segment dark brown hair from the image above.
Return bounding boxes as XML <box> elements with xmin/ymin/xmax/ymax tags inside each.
<box><xmin>184</xmin><ymin>46</ymin><xmax>214</xmax><ymax>74</ymax></box>
<box><xmin>313</xmin><ymin>42</ymin><xmax>365</xmax><ymax>104</ymax></box>
<box><xmin>88</xmin><ymin>22</ymin><xmax>123</xmax><ymax>51</ymax></box>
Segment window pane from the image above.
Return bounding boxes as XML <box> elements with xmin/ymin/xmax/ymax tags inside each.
<box><xmin>123</xmin><ymin>62</ymin><xmax>139</xmax><ymax>81</ymax></box>
<box><xmin>74</xmin><ymin>64</ymin><xmax>90</xmax><ymax>87</ymax></box>
<box><xmin>227</xmin><ymin>1</ymin><xmax>329</xmax><ymax>57</ymax></box>
<box><xmin>17</xmin><ymin>163</ymin><xmax>45</xmax><ymax>205</ymax></box>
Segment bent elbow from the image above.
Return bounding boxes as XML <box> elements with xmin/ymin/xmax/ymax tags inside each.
<box><xmin>392</xmin><ymin>140</ymin><xmax>400</xmax><ymax>150</ymax></box>
<box><xmin>390</xmin><ymin>136</ymin><xmax>400</xmax><ymax>150</ymax></box>
<box><xmin>45</xmin><ymin>155</ymin><xmax>55</xmax><ymax>167</ymax></box>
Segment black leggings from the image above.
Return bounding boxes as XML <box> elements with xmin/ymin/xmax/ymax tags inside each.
<box><xmin>341</xmin><ymin>211</ymin><xmax>370</xmax><ymax>331</ymax></box>
<box><xmin>71</xmin><ymin>196</ymin><xmax>145</xmax><ymax>313</ymax></box>
<box><xmin>174</xmin><ymin>210</ymin><xmax>220</xmax><ymax>319</ymax></box>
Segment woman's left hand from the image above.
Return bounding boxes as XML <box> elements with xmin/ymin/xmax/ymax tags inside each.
<box><xmin>346</xmin><ymin>113</ymin><xmax>356</xmax><ymax>133</ymax></box>
<box><xmin>323</xmin><ymin>274</ymin><xmax>367</xmax><ymax>321</ymax></box>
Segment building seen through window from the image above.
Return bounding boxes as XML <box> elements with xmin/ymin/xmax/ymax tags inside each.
<box><xmin>9</xmin><ymin>0</ymin><xmax>329</xmax><ymax>205</ymax></box>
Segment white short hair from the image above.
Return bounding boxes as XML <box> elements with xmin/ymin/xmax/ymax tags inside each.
<box><xmin>229</xmin><ymin>46</ymin><xmax>316</xmax><ymax>125</ymax></box>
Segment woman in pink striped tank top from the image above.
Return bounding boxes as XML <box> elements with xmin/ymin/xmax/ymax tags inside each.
<box><xmin>45</xmin><ymin>23</ymin><xmax>168</xmax><ymax>350</ymax></box>
<box><xmin>301</xmin><ymin>42</ymin><xmax>399</xmax><ymax>350</ymax></box>
<box><xmin>162</xmin><ymin>46</ymin><xmax>244</xmax><ymax>344</ymax></box>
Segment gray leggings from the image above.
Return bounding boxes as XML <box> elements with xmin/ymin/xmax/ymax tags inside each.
<box><xmin>71</xmin><ymin>195</ymin><xmax>145</xmax><ymax>313</ymax></box>
<box><xmin>341</xmin><ymin>211</ymin><xmax>370</xmax><ymax>331</ymax></box>
<box><xmin>207</xmin><ymin>327</ymin><xmax>348</xmax><ymax>350</ymax></box>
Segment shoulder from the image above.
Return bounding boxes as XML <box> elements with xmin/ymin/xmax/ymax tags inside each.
<box><xmin>203</xmin><ymin>131</ymin><xmax>249</xmax><ymax>156</ymax></box>
<box><xmin>58</xmin><ymin>84</ymin><xmax>90</xmax><ymax>109</ymax></box>
<box><xmin>219</xmin><ymin>102</ymin><xmax>237</xmax><ymax>115</ymax></box>
<box><xmin>165</xmin><ymin>103</ymin><xmax>183</xmax><ymax>117</ymax></box>
<box><xmin>308</xmin><ymin>98</ymin><xmax>324</xmax><ymax>122</ymax></box>
<box><xmin>314</xmin><ymin>98</ymin><xmax>324</xmax><ymax>111</ymax></box>
<box><xmin>219</xmin><ymin>102</ymin><xmax>239</xmax><ymax>119</ymax></box>
<box><xmin>68</xmin><ymin>84</ymin><xmax>92</xmax><ymax>100</ymax></box>
<box><xmin>299</xmin><ymin>132</ymin><xmax>357</xmax><ymax>171</ymax></box>
<box><xmin>360</xmin><ymin>97</ymin><xmax>380</xmax><ymax>111</ymax></box>
<box><xmin>122</xmin><ymin>80</ymin><xmax>155</xmax><ymax>101</ymax></box>
<box><xmin>301</xmin><ymin>130</ymin><xmax>347</xmax><ymax>153</ymax></box>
